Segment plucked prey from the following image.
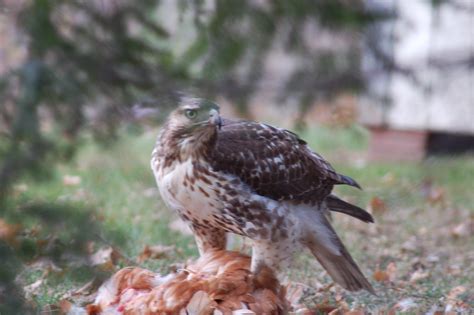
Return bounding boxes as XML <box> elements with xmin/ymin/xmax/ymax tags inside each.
<box><xmin>151</xmin><ymin>98</ymin><xmax>375</xmax><ymax>293</ymax></box>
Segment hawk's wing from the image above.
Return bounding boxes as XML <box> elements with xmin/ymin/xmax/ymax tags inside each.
<box><xmin>210</xmin><ymin>119</ymin><xmax>360</xmax><ymax>203</ymax></box>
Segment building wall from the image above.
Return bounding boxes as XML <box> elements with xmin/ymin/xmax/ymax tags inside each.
<box><xmin>360</xmin><ymin>0</ymin><xmax>474</xmax><ymax>134</ymax></box>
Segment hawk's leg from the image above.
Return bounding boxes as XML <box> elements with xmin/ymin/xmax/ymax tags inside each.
<box><xmin>191</xmin><ymin>224</ymin><xmax>227</xmax><ymax>255</ymax></box>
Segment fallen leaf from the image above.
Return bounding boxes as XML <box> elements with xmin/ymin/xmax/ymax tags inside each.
<box><xmin>427</xmin><ymin>187</ymin><xmax>445</xmax><ymax>204</ymax></box>
<box><xmin>63</xmin><ymin>174</ymin><xmax>81</xmax><ymax>186</ymax></box>
<box><xmin>447</xmin><ymin>286</ymin><xmax>466</xmax><ymax>300</ymax></box>
<box><xmin>137</xmin><ymin>244</ymin><xmax>175</xmax><ymax>263</ymax></box>
<box><xmin>391</xmin><ymin>298</ymin><xmax>417</xmax><ymax>312</ymax></box>
<box><xmin>86</xmin><ymin>241</ymin><xmax>96</xmax><ymax>255</ymax></box>
<box><xmin>426</xmin><ymin>303</ymin><xmax>444</xmax><ymax>315</ymax></box>
<box><xmin>89</xmin><ymin>247</ymin><xmax>121</xmax><ymax>271</ymax></box>
<box><xmin>335</xmin><ymin>298</ymin><xmax>349</xmax><ymax>313</ymax></box>
<box><xmin>373</xmin><ymin>269</ymin><xmax>388</xmax><ymax>282</ymax></box>
<box><xmin>368</xmin><ymin>197</ymin><xmax>387</xmax><ymax>215</ymax></box>
<box><xmin>409</xmin><ymin>270</ymin><xmax>429</xmax><ymax>283</ymax></box>
<box><xmin>58</xmin><ymin>299</ymin><xmax>72</xmax><ymax>313</ymax></box>
<box><xmin>446</xmin><ymin>264</ymin><xmax>462</xmax><ymax>276</ymax></box>
<box><xmin>386</xmin><ymin>262</ymin><xmax>397</xmax><ymax>281</ymax></box>
<box><xmin>450</xmin><ymin>219</ymin><xmax>474</xmax><ymax>238</ymax></box>
<box><xmin>71</xmin><ymin>279</ymin><xmax>97</xmax><ymax>297</ymax></box>
<box><xmin>28</xmin><ymin>257</ymin><xmax>63</xmax><ymax>274</ymax></box>
<box><xmin>313</xmin><ymin>302</ymin><xmax>338</xmax><ymax>314</ymax></box>
<box><xmin>344</xmin><ymin>310</ymin><xmax>365</xmax><ymax>315</ymax></box>
<box><xmin>0</xmin><ymin>218</ymin><xmax>21</xmax><ymax>245</ymax></box>
<box><xmin>426</xmin><ymin>254</ymin><xmax>440</xmax><ymax>263</ymax></box>
<box><xmin>381</xmin><ymin>172</ymin><xmax>396</xmax><ymax>184</ymax></box>
<box><xmin>13</xmin><ymin>183</ymin><xmax>28</xmax><ymax>193</ymax></box>
<box><xmin>445</xmin><ymin>286</ymin><xmax>470</xmax><ymax>313</ymax></box>
<box><xmin>285</xmin><ymin>282</ymin><xmax>306</xmax><ymax>308</ymax></box>
<box><xmin>373</xmin><ymin>262</ymin><xmax>396</xmax><ymax>282</ymax></box>
<box><xmin>420</xmin><ymin>179</ymin><xmax>447</xmax><ymax>205</ymax></box>
<box><xmin>401</xmin><ymin>237</ymin><xmax>420</xmax><ymax>253</ymax></box>
<box><xmin>24</xmin><ymin>279</ymin><xmax>44</xmax><ymax>299</ymax></box>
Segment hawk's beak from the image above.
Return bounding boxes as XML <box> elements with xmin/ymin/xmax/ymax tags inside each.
<box><xmin>209</xmin><ymin>109</ymin><xmax>222</xmax><ymax>130</ymax></box>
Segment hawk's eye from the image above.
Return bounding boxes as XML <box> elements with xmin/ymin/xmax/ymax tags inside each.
<box><xmin>185</xmin><ymin>109</ymin><xmax>198</xmax><ymax>119</ymax></box>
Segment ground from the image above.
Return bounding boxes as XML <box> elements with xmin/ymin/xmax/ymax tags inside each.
<box><xmin>7</xmin><ymin>124</ymin><xmax>474</xmax><ymax>313</ymax></box>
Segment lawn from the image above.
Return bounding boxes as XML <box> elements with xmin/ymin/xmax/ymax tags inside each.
<box><xmin>6</xmin><ymin>124</ymin><xmax>474</xmax><ymax>313</ymax></box>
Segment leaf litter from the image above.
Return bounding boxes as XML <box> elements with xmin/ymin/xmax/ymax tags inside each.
<box><xmin>15</xmin><ymin>172</ymin><xmax>474</xmax><ymax>313</ymax></box>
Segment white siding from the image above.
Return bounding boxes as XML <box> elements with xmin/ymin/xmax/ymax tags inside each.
<box><xmin>361</xmin><ymin>0</ymin><xmax>474</xmax><ymax>134</ymax></box>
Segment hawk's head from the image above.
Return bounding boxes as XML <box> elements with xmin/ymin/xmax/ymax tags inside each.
<box><xmin>162</xmin><ymin>98</ymin><xmax>222</xmax><ymax>158</ymax></box>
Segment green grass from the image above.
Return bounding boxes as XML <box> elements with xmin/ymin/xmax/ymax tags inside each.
<box><xmin>7</xmin><ymin>125</ymin><xmax>474</xmax><ymax>313</ymax></box>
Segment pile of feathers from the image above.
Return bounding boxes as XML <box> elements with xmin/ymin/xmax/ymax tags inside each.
<box><xmin>86</xmin><ymin>250</ymin><xmax>290</xmax><ymax>314</ymax></box>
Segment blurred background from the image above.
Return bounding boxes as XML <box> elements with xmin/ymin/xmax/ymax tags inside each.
<box><xmin>0</xmin><ymin>0</ymin><xmax>473</xmax><ymax>313</ymax></box>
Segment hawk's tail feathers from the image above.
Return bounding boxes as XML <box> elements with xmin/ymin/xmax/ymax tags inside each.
<box><xmin>336</xmin><ymin>174</ymin><xmax>362</xmax><ymax>189</ymax></box>
<box><xmin>301</xmin><ymin>212</ymin><xmax>375</xmax><ymax>294</ymax></box>
<box><xmin>307</xmin><ymin>240</ymin><xmax>375</xmax><ymax>294</ymax></box>
<box><xmin>326</xmin><ymin>195</ymin><xmax>374</xmax><ymax>223</ymax></box>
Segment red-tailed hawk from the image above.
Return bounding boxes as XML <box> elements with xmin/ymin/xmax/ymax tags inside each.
<box><xmin>151</xmin><ymin>98</ymin><xmax>374</xmax><ymax>293</ymax></box>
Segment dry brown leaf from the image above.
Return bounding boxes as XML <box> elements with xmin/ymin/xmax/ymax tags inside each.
<box><xmin>336</xmin><ymin>299</ymin><xmax>349</xmax><ymax>313</ymax></box>
<box><xmin>409</xmin><ymin>270</ymin><xmax>429</xmax><ymax>283</ymax></box>
<box><xmin>0</xmin><ymin>218</ymin><xmax>21</xmax><ymax>245</ymax></box>
<box><xmin>450</xmin><ymin>219</ymin><xmax>474</xmax><ymax>238</ymax></box>
<box><xmin>13</xmin><ymin>183</ymin><xmax>29</xmax><ymax>193</ymax></box>
<box><xmin>445</xmin><ymin>286</ymin><xmax>471</xmax><ymax>313</ymax></box>
<box><xmin>446</xmin><ymin>264</ymin><xmax>462</xmax><ymax>276</ymax></box>
<box><xmin>313</xmin><ymin>302</ymin><xmax>338</xmax><ymax>314</ymax></box>
<box><xmin>373</xmin><ymin>262</ymin><xmax>396</xmax><ymax>282</ymax></box>
<box><xmin>401</xmin><ymin>237</ymin><xmax>420</xmax><ymax>253</ymax></box>
<box><xmin>86</xmin><ymin>241</ymin><xmax>96</xmax><ymax>255</ymax></box>
<box><xmin>89</xmin><ymin>246</ymin><xmax>120</xmax><ymax>271</ymax></box>
<box><xmin>285</xmin><ymin>282</ymin><xmax>306</xmax><ymax>308</ymax></box>
<box><xmin>137</xmin><ymin>244</ymin><xmax>175</xmax><ymax>263</ymax></box>
<box><xmin>58</xmin><ymin>299</ymin><xmax>73</xmax><ymax>313</ymax></box>
<box><xmin>63</xmin><ymin>174</ymin><xmax>81</xmax><ymax>186</ymax></box>
<box><xmin>386</xmin><ymin>262</ymin><xmax>397</xmax><ymax>281</ymax></box>
<box><xmin>28</xmin><ymin>257</ymin><xmax>63</xmax><ymax>274</ymax></box>
<box><xmin>373</xmin><ymin>269</ymin><xmax>388</xmax><ymax>282</ymax></box>
<box><xmin>344</xmin><ymin>310</ymin><xmax>365</xmax><ymax>315</ymax></box>
<box><xmin>447</xmin><ymin>286</ymin><xmax>466</xmax><ymax>300</ymax></box>
<box><xmin>427</xmin><ymin>187</ymin><xmax>445</xmax><ymax>204</ymax></box>
<box><xmin>368</xmin><ymin>196</ymin><xmax>387</xmax><ymax>215</ymax></box>
<box><xmin>24</xmin><ymin>278</ymin><xmax>44</xmax><ymax>299</ymax></box>
<box><xmin>390</xmin><ymin>298</ymin><xmax>417</xmax><ymax>313</ymax></box>
<box><xmin>420</xmin><ymin>179</ymin><xmax>447</xmax><ymax>205</ymax></box>
<box><xmin>381</xmin><ymin>172</ymin><xmax>396</xmax><ymax>184</ymax></box>
<box><xmin>72</xmin><ymin>279</ymin><xmax>97</xmax><ymax>297</ymax></box>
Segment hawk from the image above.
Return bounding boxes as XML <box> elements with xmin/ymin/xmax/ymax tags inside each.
<box><xmin>151</xmin><ymin>98</ymin><xmax>375</xmax><ymax>293</ymax></box>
